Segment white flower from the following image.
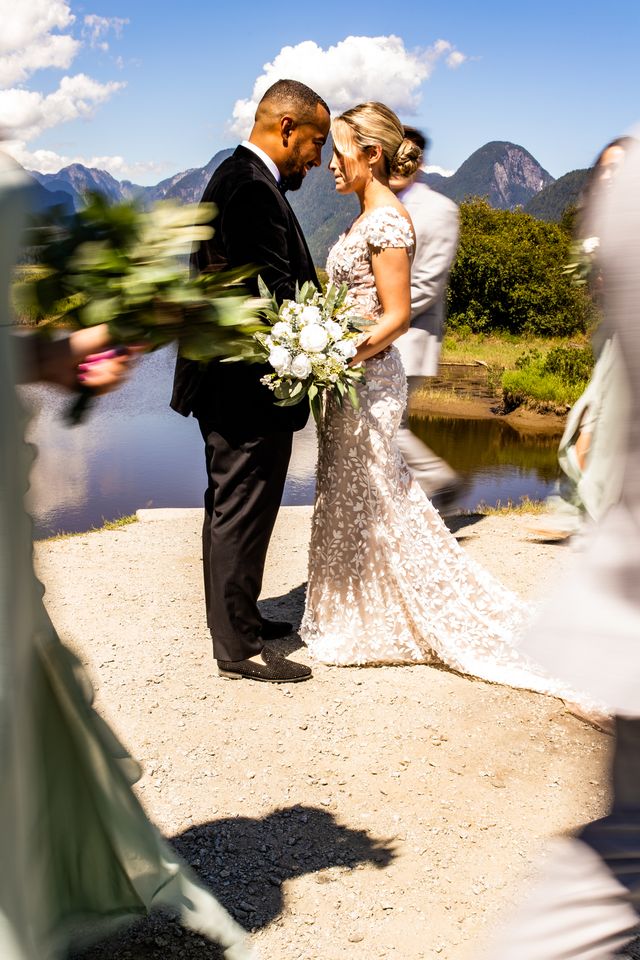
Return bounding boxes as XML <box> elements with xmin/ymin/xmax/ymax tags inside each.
<box><xmin>334</xmin><ymin>339</ymin><xmax>357</xmax><ymax>359</ymax></box>
<box><xmin>268</xmin><ymin>345</ymin><xmax>291</xmax><ymax>375</ymax></box>
<box><xmin>299</xmin><ymin>305</ymin><xmax>322</xmax><ymax>326</ymax></box>
<box><xmin>271</xmin><ymin>321</ymin><xmax>294</xmax><ymax>341</ymax></box>
<box><xmin>299</xmin><ymin>324</ymin><xmax>329</xmax><ymax>353</ymax></box>
<box><xmin>325</xmin><ymin>319</ymin><xmax>343</xmax><ymax>341</ymax></box>
<box><xmin>290</xmin><ymin>353</ymin><xmax>312</xmax><ymax>379</ymax></box>
<box><xmin>582</xmin><ymin>236</ymin><xmax>600</xmax><ymax>255</ymax></box>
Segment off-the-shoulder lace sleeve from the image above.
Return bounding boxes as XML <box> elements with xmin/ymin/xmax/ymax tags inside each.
<box><xmin>363</xmin><ymin>206</ymin><xmax>414</xmax><ymax>251</ymax></box>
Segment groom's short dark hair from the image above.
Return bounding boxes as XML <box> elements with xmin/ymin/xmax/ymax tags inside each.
<box><xmin>403</xmin><ymin>125</ymin><xmax>430</xmax><ymax>158</ymax></box>
<box><xmin>257</xmin><ymin>79</ymin><xmax>330</xmax><ymax>123</ymax></box>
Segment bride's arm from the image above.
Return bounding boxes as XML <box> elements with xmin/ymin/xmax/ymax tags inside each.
<box><xmin>351</xmin><ymin>246</ymin><xmax>412</xmax><ymax>365</ymax></box>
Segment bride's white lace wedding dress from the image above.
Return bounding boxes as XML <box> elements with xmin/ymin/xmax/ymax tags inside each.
<box><xmin>299</xmin><ymin>206</ymin><xmax>602</xmax><ymax>709</ymax></box>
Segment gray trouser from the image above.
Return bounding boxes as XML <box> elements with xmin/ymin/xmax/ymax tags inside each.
<box><xmin>489</xmin><ymin>717</ymin><xmax>640</xmax><ymax>959</ymax></box>
<box><xmin>397</xmin><ymin>376</ymin><xmax>459</xmax><ymax>497</ymax></box>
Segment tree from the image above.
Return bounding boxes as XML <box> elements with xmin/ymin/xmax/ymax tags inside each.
<box><xmin>447</xmin><ymin>198</ymin><xmax>596</xmax><ymax>336</ymax></box>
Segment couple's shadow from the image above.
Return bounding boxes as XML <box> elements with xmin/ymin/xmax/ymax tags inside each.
<box><xmin>74</xmin><ymin>805</ymin><xmax>396</xmax><ymax>958</ymax></box>
<box><xmin>260</xmin><ymin>583</ymin><xmax>307</xmax><ymax>655</ymax></box>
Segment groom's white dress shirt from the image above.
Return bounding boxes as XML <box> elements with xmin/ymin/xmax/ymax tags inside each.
<box><xmin>241</xmin><ymin>140</ymin><xmax>281</xmax><ymax>184</ymax></box>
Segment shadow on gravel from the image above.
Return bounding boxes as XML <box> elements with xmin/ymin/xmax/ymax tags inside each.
<box><xmin>172</xmin><ymin>805</ymin><xmax>397</xmax><ymax>927</ymax></box>
<box><xmin>259</xmin><ymin>584</ymin><xmax>307</xmax><ymax>655</ymax></box>
<box><xmin>73</xmin><ymin>805</ymin><xmax>395</xmax><ymax>960</ymax></box>
<box><xmin>444</xmin><ymin>512</ymin><xmax>487</xmax><ymax>535</ymax></box>
<box><xmin>260</xmin><ymin>582</ymin><xmax>306</xmax><ymax>627</ymax></box>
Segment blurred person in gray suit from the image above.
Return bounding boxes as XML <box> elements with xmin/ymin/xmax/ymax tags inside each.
<box><xmin>488</xmin><ymin>134</ymin><xmax>640</xmax><ymax>960</ymax></box>
<box><xmin>390</xmin><ymin>127</ymin><xmax>462</xmax><ymax>508</ymax></box>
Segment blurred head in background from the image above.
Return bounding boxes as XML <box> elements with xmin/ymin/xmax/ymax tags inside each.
<box><xmin>389</xmin><ymin>125</ymin><xmax>431</xmax><ymax>195</ymax></box>
<box><xmin>578</xmin><ymin>135</ymin><xmax>637</xmax><ymax>237</ymax></box>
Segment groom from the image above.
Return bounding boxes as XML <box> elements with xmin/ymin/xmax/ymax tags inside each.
<box><xmin>171</xmin><ymin>79</ymin><xmax>330</xmax><ymax>683</ymax></box>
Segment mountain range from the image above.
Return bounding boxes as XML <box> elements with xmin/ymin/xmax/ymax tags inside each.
<box><xmin>25</xmin><ymin>140</ymin><xmax>585</xmax><ymax>265</ymax></box>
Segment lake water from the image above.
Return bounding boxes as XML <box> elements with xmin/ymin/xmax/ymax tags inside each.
<box><xmin>22</xmin><ymin>347</ymin><xmax>562</xmax><ymax>540</ymax></box>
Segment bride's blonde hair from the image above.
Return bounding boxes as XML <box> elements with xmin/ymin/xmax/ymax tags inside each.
<box><xmin>331</xmin><ymin>102</ymin><xmax>422</xmax><ymax>181</ymax></box>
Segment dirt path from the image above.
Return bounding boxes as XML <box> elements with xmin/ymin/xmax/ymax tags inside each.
<box><xmin>36</xmin><ymin>508</ymin><xmax>612</xmax><ymax>960</ymax></box>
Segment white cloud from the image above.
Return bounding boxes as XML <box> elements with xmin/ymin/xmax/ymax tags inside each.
<box><xmin>423</xmin><ymin>163</ymin><xmax>454</xmax><ymax>178</ymax></box>
<box><xmin>83</xmin><ymin>14</ymin><xmax>129</xmax><ymax>51</ymax></box>
<box><xmin>6</xmin><ymin>138</ymin><xmax>168</xmax><ymax>180</ymax></box>
<box><xmin>0</xmin><ymin>1</ymin><xmax>74</xmax><ymax>56</ymax></box>
<box><xmin>447</xmin><ymin>50</ymin><xmax>467</xmax><ymax>69</ymax></box>
<box><xmin>0</xmin><ymin>74</ymin><xmax>125</xmax><ymax>141</ymax></box>
<box><xmin>0</xmin><ymin>1</ymin><xmax>79</xmax><ymax>87</ymax></box>
<box><xmin>0</xmin><ymin>33</ymin><xmax>79</xmax><ymax>88</ymax></box>
<box><xmin>230</xmin><ymin>34</ymin><xmax>468</xmax><ymax>138</ymax></box>
<box><xmin>0</xmin><ymin>1</ymin><xmax>132</xmax><ymax>175</ymax></box>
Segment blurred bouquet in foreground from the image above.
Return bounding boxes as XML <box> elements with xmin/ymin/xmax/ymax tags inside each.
<box><xmin>255</xmin><ymin>278</ymin><xmax>371</xmax><ymax>420</ymax></box>
<box><xmin>18</xmin><ymin>192</ymin><xmax>268</xmax><ymax>362</ymax></box>
<box><xmin>564</xmin><ymin>235</ymin><xmax>600</xmax><ymax>287</ymax></box>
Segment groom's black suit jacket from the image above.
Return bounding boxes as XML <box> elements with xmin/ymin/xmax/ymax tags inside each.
<box><xmin>171</xmin><ymin>145</ymin><xmax>317</xmax><ymax>436</ymax></box>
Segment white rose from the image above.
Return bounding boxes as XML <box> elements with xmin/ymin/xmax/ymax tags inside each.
<box><xmin>334</xmin><ymin>339</ymin><xmax>357</xmax><ymax>359</ymax></box>
<box><xmin>299</xmin><ymin>324</ymin><xmax>329</xmax><ymax>353</ymax></box>
<box><xmin>325</xmin><ymin>319</ymin><xmax>343</xmax><ymax>341</ymax></box>
<box><xmin>268</xmin><ymin>345</ymin><xmax>291</xmax><ymax>375</ymax></box>
<box><xmin>271</xmin><ymin>321</ymin><xmax>293</xmax><ymax>341</ymax></box>
<box><xmin>299</xmin><ymin>305</ymin><xmax>322</xmax><ymax>326</ymax></box>
<box><xmin>290</xmin><ymin>353</ymin><xmax>313</xmax><ymax>379</ymax></box>
<box><xmin>582</xmin><ymin>236</ymin><xmax>600</xmax><ymax>255</ymax></box>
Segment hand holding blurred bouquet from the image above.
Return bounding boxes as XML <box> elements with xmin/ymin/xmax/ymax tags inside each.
<box><xmin>17</xmin><ymin>192</ymin><xmax>268</xmax><ymax>420</ymax></box>
<box><xmin>255</xmin><ymin>278</ymin><xmax>372</xmax><ymax>420</ymax></box>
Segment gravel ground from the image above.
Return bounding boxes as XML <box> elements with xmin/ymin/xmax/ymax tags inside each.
<box><xmin>35</xmin><ymin>508</ymin><xmax>619</xmax><ymax>960</ymax></box>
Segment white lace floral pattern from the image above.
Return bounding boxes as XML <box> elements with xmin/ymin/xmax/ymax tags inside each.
<box><xmin>300</xmin><ymin>207</ymin><xmax>602</xmax><ymax>710</ymax></box>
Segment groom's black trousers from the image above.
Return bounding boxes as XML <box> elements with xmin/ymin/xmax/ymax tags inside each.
<box><xmin>196</xmin><ymin>412</ymin><xmax>293</xmax><ymax>663</ymax></box>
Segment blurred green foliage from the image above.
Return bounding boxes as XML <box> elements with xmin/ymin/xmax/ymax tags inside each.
<box><xmin>17</xmin><ymin>192</ymin><xmax>268</xmax><ymax>362</ymax></box>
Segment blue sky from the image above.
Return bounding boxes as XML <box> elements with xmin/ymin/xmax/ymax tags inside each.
<box><xmin>2</xmin><ymin>0</ymin><xmax>639</xmax><ymax>184</ymax></box>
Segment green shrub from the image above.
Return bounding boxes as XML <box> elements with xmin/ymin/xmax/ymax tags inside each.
<box><xmin>502</xmin><ymin>368</ymin><xmax>586</xmax><ymax>409</ymax></box>
<box><xmin>503</xmin><ymin>343</ymin><xmax>594</xmax><ymax>409</ymax></box>
<box><xmin>542</xmin><ymin>343</ymin><xmax>594</xmax><ymax>384</ymax></box>
<box><xmin>447</xmin><ymin>198</ymin><xmax>597</xmax><ymax>337</ymax></box>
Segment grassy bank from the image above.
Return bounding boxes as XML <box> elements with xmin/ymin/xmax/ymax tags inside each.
<box><xmin>439</xmin><ymin>331</ymin><xmax>593</xmax><ymax>412</ymax></box>
<box><xmin>43</xmin><ymin>514</ymin><xmax>138</xmax><ymax>542</ymax></box>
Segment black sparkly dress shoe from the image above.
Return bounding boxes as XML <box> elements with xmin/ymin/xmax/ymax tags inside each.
<box><xmin>259</xmin><ymin>617</ymin><xmax>294</xmax><ymax>640</ymax></box>
<box><xmin>217</xmin><ymin>646</ymin><xmax>311</xmax><ymax>683</ymax></box>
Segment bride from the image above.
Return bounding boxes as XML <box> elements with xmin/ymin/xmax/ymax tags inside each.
<box><xmin>299</xmin><ymin>101</ymin><xmax>603</xmax><ymax>714</ymax></box>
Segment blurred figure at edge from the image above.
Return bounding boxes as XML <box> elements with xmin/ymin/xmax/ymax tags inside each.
<box><xmin>489</xmin><ymin>133</ymin><xmax>640</xmax><ymax>959</ymax></box>
<box><xmin>389</xmin><ymin>125</ymin><xmax>462</xmax><ymax>511</ymax></box>
<box><xmin>0</xmin><ymin>150</ymin><xmax>254</xmax><ymax>960</ymax></box>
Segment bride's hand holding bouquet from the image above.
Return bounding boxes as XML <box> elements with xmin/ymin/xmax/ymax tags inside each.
<box><xmin>254</xmin><ymin>277</ymin><xmax>372</xmax><ymax>420</ymax></box>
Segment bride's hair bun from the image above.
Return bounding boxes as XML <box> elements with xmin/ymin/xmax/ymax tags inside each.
<box><xmin>390</xmin><ymin>138</ymin><xmax>422</xmax><ymax>178</ymax></box>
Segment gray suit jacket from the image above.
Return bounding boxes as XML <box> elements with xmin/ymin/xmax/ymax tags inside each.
<box><xmin>394</xmin><ymin>178</ymin><xmax>459</xmax><ymax>377</ymax></box>
<box><xmin>522</xmin><ymin>137</ymin><xmax>640</xmax><ymax>715</ymax></box>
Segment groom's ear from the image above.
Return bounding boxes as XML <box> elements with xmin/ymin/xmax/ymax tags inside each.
<box><xmin>280</xmin><ymin>115</ymin><xmax>295</xmax><ymax>146</ymax></box>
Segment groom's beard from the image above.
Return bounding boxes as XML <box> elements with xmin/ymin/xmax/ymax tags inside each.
<box><xmin>280</xmin><ymin>144</ymin><xmax>307</xmax><ymax>192</ymax></box>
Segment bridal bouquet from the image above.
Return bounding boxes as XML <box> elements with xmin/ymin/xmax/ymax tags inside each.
<box><xmin>255</xmin><ymin>278</ymin><xmax>371</xmax><ymax>419</ymax></box>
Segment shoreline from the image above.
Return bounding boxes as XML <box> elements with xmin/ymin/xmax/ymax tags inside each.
<box><xmin>410</xmin><ymin>392</ymin><xmax>568</xmax><ymax>437</ymax></box>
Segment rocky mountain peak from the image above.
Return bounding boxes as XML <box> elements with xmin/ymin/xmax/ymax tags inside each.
<box><xmin>434</xmin><ymin>141</ymin><xmax>554</xmax><ymax>210</ymax></box>
<box><xmin>491</xmin><ymin>144</ymin><xmax>554</xmax><ymax>207</ymax></box>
